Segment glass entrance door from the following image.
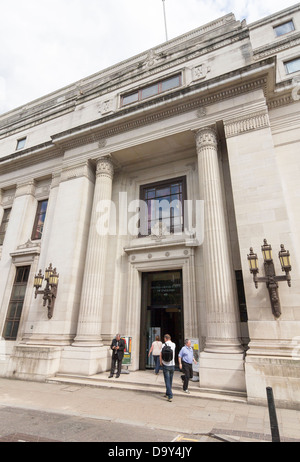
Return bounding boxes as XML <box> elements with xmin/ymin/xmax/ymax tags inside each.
<box><xmin>140</xmin><ymin>270</ymin><xmax>184</xmax><ymax>370</ymax></box>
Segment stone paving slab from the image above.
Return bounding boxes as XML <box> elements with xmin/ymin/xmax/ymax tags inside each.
<box><xmin>0</xmin><ymin>374</ymin><xmax>299</xmax><ymax>443</ymax></box>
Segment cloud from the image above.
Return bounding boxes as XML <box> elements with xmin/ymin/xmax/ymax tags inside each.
<box><xmin>0</xmin><ymin>0</ymin><xmax>297</xmax><ymax>114</ymax></box>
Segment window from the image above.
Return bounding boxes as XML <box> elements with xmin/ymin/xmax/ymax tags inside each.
<box><xmin>16</xmin><ymin>137</ymin><xmax>27</xmax><ymax>150</ymax></box>
<box><xmin>121</xmin><ymin>74</ymin><xmax>181</xmax><ymax>106</ymax></box>
<box><xmin>3</xmin><ymin>266</ymin><xmax>30</xmax><ymax>340</ymax></box>
<box><xmin>0</xmin><ymin>208</ymin><xmax>11</xmax><ymax>246</ymax></box>
<box><xmin>140</xmin><ymin>177</ymin><xmax>186</xmax><ymax>236</ymax></box>
<box><xmin>285</xmin><ymin>57</ymin><xmax>300</xmax><ymax>74</ymax></box>
<box><xmin>274</xmin><ymin>20</ymin><xmax>295</xmax><ymax>37</ymax></box>
<box><xmin>31</xmin><ymin>200</ymin><xmax>48</xmax><ymax>240</ymax></box>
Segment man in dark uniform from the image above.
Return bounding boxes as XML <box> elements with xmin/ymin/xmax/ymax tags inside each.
<box><xmin>109</xmin><ymin>334</ymin><xmax>125</xmax><ymax>378</ymax></box>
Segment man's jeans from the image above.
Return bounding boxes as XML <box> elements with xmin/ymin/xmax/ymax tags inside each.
<box><xmin>163</xmin><ymin>365</ymin><xmax>175</xmax><ymax>398</ymax></box>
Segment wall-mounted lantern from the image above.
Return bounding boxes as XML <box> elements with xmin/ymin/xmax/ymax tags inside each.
<box><xmin>247</xmin><ymin>239</ymin><xmax>292</xmax><ymax>318</ymax></box>
<box><xmin>34</xmin><ymin>263</ymin><xmax>59</xmax><ymax>319</ymax></box>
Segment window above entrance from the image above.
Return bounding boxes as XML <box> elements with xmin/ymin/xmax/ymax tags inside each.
<box><xmin>139</xmin><ymin>176</ymin><xmax>187</xmax><ymax>237</ymax></box>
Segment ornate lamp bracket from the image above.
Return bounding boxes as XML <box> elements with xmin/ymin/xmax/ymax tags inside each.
<box><xmin>248</xmin><ymin>240</ymin><xmax>292</xmax><ymax>318</ymax></box>
<box><xmin>34</xmin><ymin>264</ymin><xmax>59</xmax><ymax>319</ymax></box>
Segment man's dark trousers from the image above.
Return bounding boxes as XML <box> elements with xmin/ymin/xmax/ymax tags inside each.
<box><xmin>110</xmin><ymin>338</ymin><xmax>125</xmax><ymax>376</ymax></box>
<box><xmin>181</xmin><ymin>360</ymin><xmax>193</xmax><ymax>391</ymax></box>
<box><xmin>111</xmin><ymin>352</ymin><xmax>122</xmax><ymax>376</ymax></box>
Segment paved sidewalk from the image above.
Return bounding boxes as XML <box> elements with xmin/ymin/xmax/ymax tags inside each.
<box><xmin>0</xmin><ymin>372</ymin><xmax>299</xmax><ymax>442</ymax></box>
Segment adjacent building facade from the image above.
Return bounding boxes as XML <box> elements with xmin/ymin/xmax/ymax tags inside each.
<box><xmin>0</xmin><ymin>5</ymin><xmax>300</xmax><ymax>409</ymax></box>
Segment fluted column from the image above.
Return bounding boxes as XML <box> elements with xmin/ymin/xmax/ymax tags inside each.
<box><xmin>0</xmin><ymin>189</ymin><xmax>4</xmax><ymax>225</ymax></box>
<box><xmin>73</xmin><ymin>156</ymin><xmax>114</xmax><ymax>346</ymax></box>
<box><xmin>195</xmin><ymin>127</ymin><xmax>243</xmax><ymax>354</ymax></box>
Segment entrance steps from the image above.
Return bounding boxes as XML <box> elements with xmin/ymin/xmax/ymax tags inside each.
<box><xmin>47</xmin><ymin>370</ymin><xmax>247</xmax><ymax>403</ymax></box>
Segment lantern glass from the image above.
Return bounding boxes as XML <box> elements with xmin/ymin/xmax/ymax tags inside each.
<box><xmin>34</xmin><ymin>273</ymin><xmax>43</xmax><ymax>288</ymax></box>
<box><xmin>279</xmin><ymin>245</ymin><xmax>291</xmax><ymax>271</ymax></box>
<box><xmin>262</xmin><ymin>240</ymin><xmax>273</xmax><ymax>262</ymax></box>
<box><xmin>248</xmin><ymin>248</ymin><xmax>258</xmax><ymax>272</ymax></box>
<box><xmin>45</xmin><ymin>264</ymin><xmax>53</xmax><ymax>280</ymax></box>
<box><xmin>49</xmin><ymin>271</ymin><xmax>59</xmax><ymax>286</ymax></box>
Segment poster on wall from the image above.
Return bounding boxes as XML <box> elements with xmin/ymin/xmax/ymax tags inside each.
<box><xmin>190</xmin><ymin>338</ymin><xmax>199</xmax><ymax>379</ymax></box>
<box><xmin>121</xmin><ymin>336</ymin><xmax>132</xmax><ymax>366</ymax></box>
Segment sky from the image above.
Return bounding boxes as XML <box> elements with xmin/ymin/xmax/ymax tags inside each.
<box><xmin>0</xmin><ymin>0</ymin><xmax>298</xmax><ymax>114</ymax></box>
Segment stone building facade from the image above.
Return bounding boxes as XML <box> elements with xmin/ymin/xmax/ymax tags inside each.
<box><xmin>0</xmin><ymin>5</ymin><xmax>300</xmax><ymax>409</ymax></box>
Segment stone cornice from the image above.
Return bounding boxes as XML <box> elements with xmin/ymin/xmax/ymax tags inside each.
<box><xmin>10</xmin><ymin>239</ymin><xmax>41</xmax><ymax>264</ymax></box>
<box><xmin>0</xmin><ymin>143</ymin><xmax>63</xmax><ymax>176</ymax></box>
<box><xmin>253</xmin><ymin>31</ymin><xmax>300</xmax><ymax>61</ymax></box>
<box><xmin>0</xmin><ymin>14</ymin><xmax>244</xmax><ymax>139</ymax></box>
<box><xmin>50</xmin><ymin>61</ymin><xmax>273</xmax><ymax>151</ymax></box>
<box><xmin>248</xmin><ymin>3</ymin><xmax>300</xmax><ymax>30</ymax></box>
<box><xmin>0</xmin><ymin>58</ymin><xmax>275</xmax><ymax>171</ymax></box>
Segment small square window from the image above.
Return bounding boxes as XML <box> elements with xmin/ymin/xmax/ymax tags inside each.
<box><xmin>285</xmin><ymin>57</ymin><xmax>300</xmax><ymax>74</ymax></box>
<box><xmin>274</xmin><ymin>20</ymin><xmax>295</xmax><ymax>37</ymax></box>
<box><xmin>16</xmin><ymin>137</ymin><xmax>26</xmax><ymax>150</ymax></box>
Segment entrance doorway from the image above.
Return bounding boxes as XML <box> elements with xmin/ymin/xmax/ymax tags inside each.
<box><xmin>140</xmin><ymin>270</ymin><xmax>184</xmax><ymax>370</ymax></box>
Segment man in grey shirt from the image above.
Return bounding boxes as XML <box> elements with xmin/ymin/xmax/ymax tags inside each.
<box><xmin>178</xmin><ymin>339</ymin><xmax>197</xmax><ymax>393</ymax></box>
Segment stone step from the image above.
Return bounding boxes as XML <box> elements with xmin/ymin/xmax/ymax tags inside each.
<box><xmin>47</xmin><ymin>372</ymin><xmax>247</xmax><ymax>403</ymax></box>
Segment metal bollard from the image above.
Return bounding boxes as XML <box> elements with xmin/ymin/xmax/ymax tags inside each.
<box><xmin>266</xmin><ymin>387</ymin><xmax>281</xmax><ymax>442</ymax></box>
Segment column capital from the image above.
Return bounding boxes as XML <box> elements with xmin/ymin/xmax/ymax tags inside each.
<box><xmin>96</xmin><ymin>156</ymin><xmax>114</xmax><ymax>179</ymax></box>
<box><xmin>195</xmin><ymin>127</ymin><xmax>218</xmax><ymax>149</ymax></box>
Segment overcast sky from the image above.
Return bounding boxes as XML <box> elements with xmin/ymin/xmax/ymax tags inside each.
<box><xmin>0</xmin><ymin>0</ymin><xmax>297</xmax><ymax>114</ymax></box>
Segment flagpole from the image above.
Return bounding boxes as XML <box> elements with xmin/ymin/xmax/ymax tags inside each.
<box><xmin>162</xmin><ymin>0</ymin><xmax>168</xmax><ymax>41</ymax></box>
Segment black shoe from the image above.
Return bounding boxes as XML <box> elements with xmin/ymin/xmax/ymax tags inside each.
<box><xmin>116</xmin><ymin>374</ymin><xmax>120</xmax><ymax>378</ymax></box>
<box><xmin>108</xmin><ymin>374</ymin><xmax>113</xmax><ymax>378</ymax></box>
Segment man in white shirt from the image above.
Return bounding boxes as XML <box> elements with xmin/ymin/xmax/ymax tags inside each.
<box><xmin>160</xmin><ymin>334</ymin><xmax>176</xmax><ymax>402</ymax></box>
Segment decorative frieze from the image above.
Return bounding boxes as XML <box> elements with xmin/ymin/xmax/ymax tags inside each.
<box><xmin>98</xmin><ymin>139</ymin><xmax>107</xmax><ymax>149</ymax></box>
<box><xmin>99</xmin><ymin>100</ymin><xmax>115</xmax><ymax>116</ymax></box>
<box><xmin>1</xmin><ymin>188</ymin><xmax>15</xmax><ymax>207</ymax></box>
<box><xmin>143</xmin><ymin>49</ymin><xmax>160</xmax><ymax>69</ymax></box>
<box><xmin>35</xmin><ymin>179</ymin><xmax>51</xmax><ymax>199</ymax></box>
<box><xmin>268</xmin><ymin>95</ymin><xmax>294</xmax><ymax>110</ymax></box>
<box><xmin>50</xmin><ymin>171</ymin><xmax>62</xmax><ymax>189</ymax></box>
<box><xmin>15</xmin><ymin>180</ymin><xmax>36</xmax><ymax>198</ymax></box>
<box><xmin>224</xmin><ymin>111</ymin><xmax>270</xmax><ymax>138</ymax></box>
<box><xmin>61</xmin><ymin>161</ymin><xmax>95</xmax><ymax>183</ymax></box>
<box><xmin>193</xmin><ymin>63</ymin><xmax>211</xmax><ymax>82</ymax></box>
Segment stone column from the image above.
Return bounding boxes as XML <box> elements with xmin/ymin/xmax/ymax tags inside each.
<box><xmin>195</xmin><ymin>127</ymin><xmax>245</xmax><ymax>392</ymax></box>
<box><xmin>73</xmin><ymin>156</ymin><xmax>114</xmax><ymax>346</ymax></box>
<box><xmin>0</xmin><ymin>189</ymin><xmax>4</xmax><ymax>226</ymax></box>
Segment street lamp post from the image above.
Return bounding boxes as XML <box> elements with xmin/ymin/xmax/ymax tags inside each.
<box><xmin>247</xmin><ymin>239</ymin><xmax>292</xmax><ymax>318</ymax></box>
<box><xmin>34</xmin><ymin>263</ymin><xmax>59</xmax><ymax>319</ymax></box>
